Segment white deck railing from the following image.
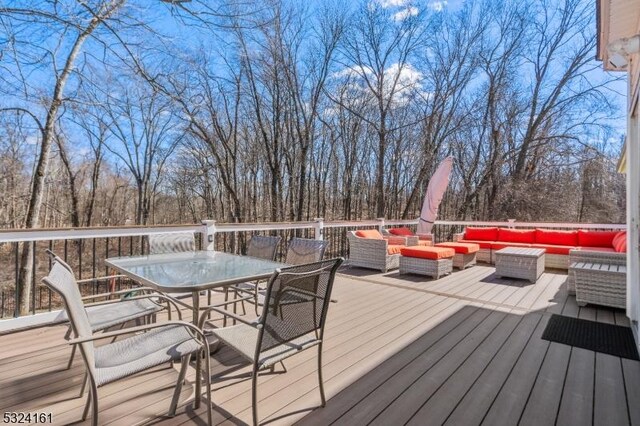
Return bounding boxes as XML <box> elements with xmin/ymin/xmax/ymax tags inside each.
<box><xmin>0</xmin><ymin>219</ymin><xmax>626</xmax><ymax>332</ymax></box>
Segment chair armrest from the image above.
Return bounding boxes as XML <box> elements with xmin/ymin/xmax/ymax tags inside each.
<box><xmin>569</xmin><ymin>249</ymin><xmax>626</xmax><ymax>266</ymax></box>
<box><xmin>453</xmin><ymin>233</ymin><xmax>465</xmax><ymax>242</ymax></box>
<box><xmin>384</xmin><ymin>236</ymin><xmax>410</xmax><ymax>245</ymax></box>
<box><xmin>83</xmin><ymin>293</ymin><xmax>184</xmax><ymax>320</ymax></box>
<box><xmin>80</xmin><ymin>286</ymin><xmax>156</xmax><ymax>302</ymax></box>
<box><xmin>348</xmin><ymin>235</ymin><xmax>388</xmax><ymax>249</ymax></box>
<box><xmin>69</xmin><ymin>320</ymin><xmax>208</xmax><ymax>348</ymax></box>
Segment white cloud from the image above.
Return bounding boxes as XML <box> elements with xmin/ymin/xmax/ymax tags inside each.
<box><xmin>377</xmin><ymin>0</ymin><xmax>409</xmax><ymax>7</ymax></box>
<box><xmin>392</xmin><ymin>6</ymin><xmax>419</xmax><ymax>21</ymax></box>
<box><xmin>428</xmin><ymin>1</ymin><xmax>448</xmax><ymax>12</ymax></box>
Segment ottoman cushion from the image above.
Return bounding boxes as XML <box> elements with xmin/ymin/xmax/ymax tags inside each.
<box><xmin>387</xmin><ymin>245</ymin><xmax>404</xmax><ymax>255</ymax></box>
<box><xmin>458</xmin><ymin>239</ymin><xmax>493</xmax><ymax>249</ymax></box>
<box><xmin>435</xmin><ymin>242</ymin><xmax>480</xmax><ymax>254</ymax></box>
<box><xmin>400</xmin><ymin>246</ymin><xmax>455</xmax><ymax>260</ymax></box>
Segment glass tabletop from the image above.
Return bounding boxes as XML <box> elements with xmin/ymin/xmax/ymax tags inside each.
<box><xmin>105</xmin><ymin>251</ymin><xmax>287</xmax><ymax>292</ymax></box>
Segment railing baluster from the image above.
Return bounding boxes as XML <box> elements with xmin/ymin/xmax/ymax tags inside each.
<box><xmin>14</xmin><ymin>242</ymin><xmax>19</xmax><ymax>318</ymax></box>
<box><xmin>31</xmin><ymin>241</ymin><xmax>36</xmax><ymax>315</ymax></box>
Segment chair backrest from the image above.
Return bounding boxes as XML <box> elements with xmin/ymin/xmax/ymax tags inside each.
<box><xmin>42</xmin><ymin>262</ymin><xmax>96</xmax><ymax>375</ymax></box>
<box><xmin>247</xmin><ymin>235</ymin><xmax>282</xmax><ymax>261</ymax></box>
<box><xmin>257</xmin><ymin>258</ymin><xmax>343</xmax><ymax>354</ymax></box>
<box><xmin>285</xmin><ymin>238</ymin><xmax>329</xmax><ymax>265</ymax></box>
<box><xmin>148</xmin><ymin>232</ymin><xmax>196</xmax><ymax>254</ymax></box>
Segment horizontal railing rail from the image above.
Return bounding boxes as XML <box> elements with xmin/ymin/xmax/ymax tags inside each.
<box><xmin>0</xmin><ymin>218</ymin><xmax>626</xmax><ymax>332</ymax></box>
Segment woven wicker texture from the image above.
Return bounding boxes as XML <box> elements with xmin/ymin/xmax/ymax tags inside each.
<box><xmin>399</xmin><ymin>256</ymin><xmax>453</xmax><ymax>279</ymax></box>
<box><xmin>494</xmin><ymin>248</ymin><xmax>545</xmax><ymax>283</ymax></box>
<box><xmin>285</xmin><ymin>238</ymin><xmax>328</xmax><ymax>265</ymax></box>
<box><xmin>347</xmin><ymin>231</ymin><xmax>400</xmax><ymax>272</ymax></box>
<box><xmin>148</xmin><ymin>232</ymin><xmax>196</xmax><ymax>254</ymax></box>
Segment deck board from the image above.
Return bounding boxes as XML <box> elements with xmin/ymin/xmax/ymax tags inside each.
<box><xmin>0</xmin><ymin>265</ymin><xmax>639</xmax><ymax>425</ymax></box>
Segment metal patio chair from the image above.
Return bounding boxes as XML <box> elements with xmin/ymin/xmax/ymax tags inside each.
<box><xmin>148</xmin><ymin>232</ymin><xmax>202</xmax><ymax>300</ymax></box>
<box><xmin>199</xmin><ymin>257</ymin><xmax>343</xmax><ymax>426</ymax></box>
<box><xmin>235</xmin><ymin>238</ymin><xmax>329</xmax><ymax>314</ymax></box>
<box><xmin>230</xmin><ymin>235</ymin><xmax>282</xmax><ymax>316</ymax></box>
<box><xmin>42</xmin><ymin>261</ymin><xmax>212</xmax><ymax>426</ymax></box>
<box><xmin>45</xmin><ymin>250</ymin><xmax>176</xmax><ymax>372</ymax></box>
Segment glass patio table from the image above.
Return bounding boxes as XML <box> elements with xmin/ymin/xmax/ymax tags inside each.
<box><xmin>105</xmin><ymin>250</ymin><xmax>287</xmax><ymax>349</ymax></box>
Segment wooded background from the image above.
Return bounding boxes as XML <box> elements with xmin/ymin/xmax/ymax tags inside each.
<box><xmin>0</xmin><ymin>0</ymin><xmax>626</xmax><ymax>231</ymax></box>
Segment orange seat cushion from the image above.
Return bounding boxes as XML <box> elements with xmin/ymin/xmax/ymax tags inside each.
<box><xmin>400</xmin><ymin>246</ymin><xmax>455</xmax><ymax>260</ymax></box>
<box><xmin>388</xmin><ymin>227</ymin><xmax>414</xmax><ymax>236</ymax></box>
<box><xmin>417</xmin><ymin>240</ymin><xmax>433</xmax><ymax>246</ymax></box>
<box><xmin>613</xmin><ymin>231</ymin><xmax>627</xmax><ymax>253</ymax></box>
<box><xmin>530</xmin><ymin>244</ymin><xmax>574</xmax><ymax>255</ymax></box>
<box><xmin>497</xmin><ymin>228</ymin><xmax>536</xmax><ymax>244</ymax></box>
<box><xmin>435</xmin><ymin>242</ymin><xmax>479</xmax><ymax>254</ymax></box>
<box><xmin>459</xmin><ymin>239</ymin><xmax>493</xmax><ymax>249</ymax></box>
<box><xmin>387</xmin><ymin>245</ymin><xmax>404</xmax><ymax>255</ymax></box>
<box><xmin>577</xmin><ymin>230</ymin><xmax>619</xmax><ymax>248</ymax></box>
<box><xmin>464</xmin><ymin>227</ymin><xmax>498</xmax><ymax>241</ymax></box>
<box><xmin>534</xmin><ymin>229</ymin><xmax>578</xmax><ymax>246</ymax></box>
<box><xmin>356</xmin><ymin>229</ymin><xmax>384</xmax><ymax>240</ymax></box>
<box><xmin>490</xmin><ymin>242</ymin><xmax>532</xmax><ymax>250</ymax></box>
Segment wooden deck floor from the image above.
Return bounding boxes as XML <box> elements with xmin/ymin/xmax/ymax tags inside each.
<box><xmin>1</xmin><ymin>265</ymin><xmax>639</xmax><ymax>425</ymax></box>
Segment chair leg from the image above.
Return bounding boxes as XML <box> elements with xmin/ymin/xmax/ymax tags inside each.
<box><xmin>317</xmin><ymin>343</ymin><xmax>326</xmax><ymax>407</ymax></box>
<box><xmin>67</xmin><ymin>344</ymin><xmax>77</xmax><ymax>370</ymax></box>
<box><xmin>82</xmin><ymin>391</ymin><xmax>91</xmax><ymax>420</ymax></box>
<box><xmin>204</xmin><ymin>348</ymin><xmax>213</xmax><ymax>426</ymax></box>
<box><xmin>252</xmin><ymin>363</ymin><xmax>260</xmax><ymax>426</ymax></box>
<box><xmin>169</xmin><ymin>356</ymin><xmax>190</xmax><ymax>417</ymax></box>
<box><xmin>79</xmin><ymin>371</ymin><xmax>88</xmax><ymax>397</ymax></box>
<box><xmin>90</xmin><ymin>381</ymin><xmax>99</xmax><ymax>426</ymax></box>
<box><xmin>223</xmin><ymin>288</ymin><xmax>229</xmax><ymax>327</ymax></box>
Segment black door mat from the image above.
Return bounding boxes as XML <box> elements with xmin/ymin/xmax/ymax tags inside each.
<box><xmin>542</xmin><ymin>314</ymin><xmax>639</xmax><ymax>360</ymax></box>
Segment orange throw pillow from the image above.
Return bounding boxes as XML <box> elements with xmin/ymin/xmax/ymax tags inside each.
<box><xmin>388</xmin><ymin>227</ymin><xmax>414</xmax><ymax>236</ymax></box>
<box><xmin>355</xmin><ymin>229</ymin><xmax>383</xmax><ymax>239</ymax></box>
<box><xmin>613</xmin><ymin>231</ymin><xmax>627</xmax><ymax>253</ymax></box>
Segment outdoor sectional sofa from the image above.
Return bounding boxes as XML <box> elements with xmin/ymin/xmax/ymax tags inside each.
<box><xmin>453</xmin><ymin>227</ymin><xmax>626</xmax><ymax>270</ymax></box>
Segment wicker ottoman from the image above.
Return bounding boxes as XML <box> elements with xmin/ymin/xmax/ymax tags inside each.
<box><xmin>399</xmin><ymin>246</ymin><xmax>454</xmax><ymax>279</ymax></box>
<box><xmin>494</xmin><ymin>248</ymin><xmax>545</xmax><ymax>283</ymax></box>
<box><xmin>435</xmin><ymin>242</ymin><xmax>480</xmax><ymax>269</ymax></box>
<box><xmin>571</xmin><ymin>262</ymin><xmax>626</xmax><ymax>308</ymax></box>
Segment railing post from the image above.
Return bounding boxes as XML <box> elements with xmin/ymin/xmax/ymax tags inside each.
<box><xmin>377</xmin><ymin>217</ymin><xmax>385</xmax><ymax>233</ymax></box>
<box><xmin>314</xmin><ymin>218</ymin><xmax>324</xmax><ymax>240</ymax></box>
<box><xmin>202</xmin><ymin>220</ymin><xmax>217</xmax><ymax>251</ymax></box>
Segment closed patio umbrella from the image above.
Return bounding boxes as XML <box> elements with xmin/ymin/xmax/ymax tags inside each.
<box><xmin>417</xmin><ymin>157</ymin><xmax>454</xmax><ymax>235</ymax></box>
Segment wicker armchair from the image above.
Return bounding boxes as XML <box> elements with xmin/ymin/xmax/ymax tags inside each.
<box><xmin>200</xmin><ymin>258</ymin><xmax>343</xmax><ymax>426</ymax></box>
<box><xmin>43</xmin><ymin>261</ymin><xmax>212</xmax><ymax>426</ymax></box>
<box><xmin>382</xmin><ymin>228</ymin><xmax>433</xmax><ymax>246</ymax></box>
<box><xmin>347</xmin><ymin>231</ymin><xmax>415</xmax><ymax>272</ymax></box>
<box><xmin>568</xmin><ymin>249</ymin><xmax>626</xmax><ymax>308</ymax></box>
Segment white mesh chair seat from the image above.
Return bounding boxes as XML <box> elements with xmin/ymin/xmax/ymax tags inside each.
<box><xmin>213</xmin><ymin>323</ymin><xmax>320</xmax><ymax>369</ymax></box>
<box><xmin>85</xmin><ymin>299</ymin><xmax>163</xmax><ymax>331</ymax></box>
<box><xmin>94</xmin><ymin>325</ymin><xmax>202</xmax><ymax>386</ymax></box>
